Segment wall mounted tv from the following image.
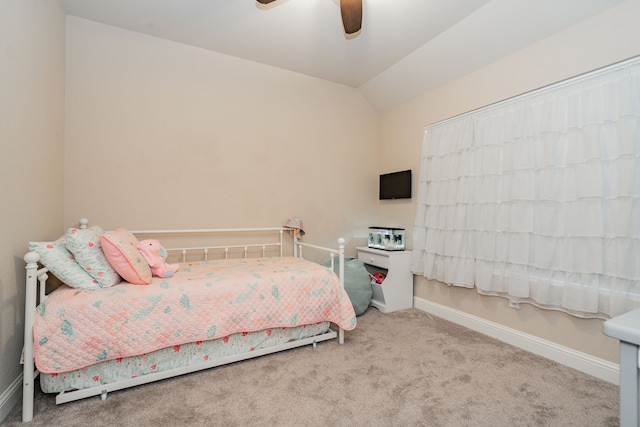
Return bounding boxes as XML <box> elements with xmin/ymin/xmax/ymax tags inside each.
<box><xmin>379</xmin><ymin>169</ymin><xmax>412</xmax><ymax>200</ymax></box>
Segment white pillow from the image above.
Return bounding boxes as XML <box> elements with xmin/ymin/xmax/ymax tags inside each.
<box><xmin>28</xmin><ymin>237</ymin><xmax>99</xmax><ymax>290</ymax></box>
<box><xmin>65</xmin><ymin>226</ymin><xmax>121</xmax><ymax>287</ymax></box>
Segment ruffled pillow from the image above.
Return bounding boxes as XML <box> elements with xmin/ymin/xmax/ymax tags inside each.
<box><xmin>28</xmin><ymin>238</ymin><xmax>99</xmax><ymax>290</ymax></box>
<box><xmin>65</xmin><ymin>226</ymin><xmax>121</xmax><ymax>288</ymax></box>
<box><xmin>101</xmin><ymin>228</ymin><xmax>152</xmax><ymax>285</ymax></box>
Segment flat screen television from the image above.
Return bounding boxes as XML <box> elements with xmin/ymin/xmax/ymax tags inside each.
<box><xmin>379</xmin><ymin>169</ymin><xmax>412</xmax><ymax>200</ymax></box>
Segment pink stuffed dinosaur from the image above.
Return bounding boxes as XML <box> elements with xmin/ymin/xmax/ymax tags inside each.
<box><xmin>136</xmin><ymin>239</ymin><xmax>179</xmax><ymax>278</ymax></box>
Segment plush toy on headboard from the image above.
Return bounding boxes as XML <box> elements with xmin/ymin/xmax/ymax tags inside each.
<box><xmin>136</xmin><ymin>239</ymin><xmax>179</xmax><ymax>278</ymax></box>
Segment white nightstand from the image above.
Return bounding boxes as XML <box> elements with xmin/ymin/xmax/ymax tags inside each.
<box><xmin>356</xmin><ymin>247</ymin><xmax>413</xmax><ymax>313</ymax></box>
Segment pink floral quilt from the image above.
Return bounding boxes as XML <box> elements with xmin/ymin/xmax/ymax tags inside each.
<box><xmin>34</xmin><ymin>257</ymin><xmax>357</xmax><ymax>373</ymax></box>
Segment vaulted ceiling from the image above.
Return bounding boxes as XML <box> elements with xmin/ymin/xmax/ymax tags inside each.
<box><xmin>59</xmin><ymin>0</ymin><xmax>626</xmax><ymax>111</ymax></box>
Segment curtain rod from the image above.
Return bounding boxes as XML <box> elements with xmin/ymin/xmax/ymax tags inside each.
<box><xmin>426</xmin><ymin>54</ymin><xmax>640</xmax><ymax>130</ymax></box>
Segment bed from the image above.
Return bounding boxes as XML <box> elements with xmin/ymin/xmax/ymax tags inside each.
<box><xmin>21</xmin><ymin>219</ymin><xmax>356</xmax><ymax>422</ymax></box>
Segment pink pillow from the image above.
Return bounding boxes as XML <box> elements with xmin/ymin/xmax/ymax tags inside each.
<box><xmin>101</xmin><ymin>228</ymin><xmax>152</xmax><ymax>285</ymax></box>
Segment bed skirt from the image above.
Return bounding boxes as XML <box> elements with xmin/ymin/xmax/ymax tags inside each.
<box><xmin>41</xmin><ymin>322</ymin><xmax>329</xmax><ymax>393</ymax></box>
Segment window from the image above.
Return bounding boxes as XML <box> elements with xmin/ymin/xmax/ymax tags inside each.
<box><xmin>412</xmin><ymin>57</ymin><xmax>640</xmax><ymax>319</ymax></box>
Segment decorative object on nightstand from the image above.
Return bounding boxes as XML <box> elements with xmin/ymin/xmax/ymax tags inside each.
<box><xmin>368</xmin><ymin>227</ymin><xmax>405</xmax><ymax>251</ymax></box>
<box><xmin>357</xmin><ymin>246</ymin><xmax>413</xmax><ymax>313</ymax></box>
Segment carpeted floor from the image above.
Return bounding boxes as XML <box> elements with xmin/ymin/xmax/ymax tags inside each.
<box><xmin>3</xmin><ymin>308</ymin><xmax>619</xmax><ymax>426</ymax></box>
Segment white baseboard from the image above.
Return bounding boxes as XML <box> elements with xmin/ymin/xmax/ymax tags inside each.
<box><xmin>0</xmin><ymin>373</ymin><xmax>22</xmax><ymax>423</ymax></box>
<box><xmin>413</xmin><ymin>296</ymin><xmax>620</xmax><ymax>385</ymax></box>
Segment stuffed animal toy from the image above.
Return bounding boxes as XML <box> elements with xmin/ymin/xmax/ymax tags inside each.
<box><xmin>136</xmin><ymin>239</ymin><xmax>179</xmax><ymax>278</ymax></box>
<box><xmin>371</xmin><ymin>272</ymin><xmax>386</xmax><ymax>284</ymax></box>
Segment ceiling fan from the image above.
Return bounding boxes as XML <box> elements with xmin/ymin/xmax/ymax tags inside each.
<box><xmin>256</xmin><ymin>0</ymin><xmax>363</xmax><ymax>35</ymax></box>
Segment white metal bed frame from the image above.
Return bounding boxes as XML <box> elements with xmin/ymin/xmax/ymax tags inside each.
<box><xmin>21</xmin><ymin>219</ymin><xmax>346</xmax><ymax>422</ymax></box>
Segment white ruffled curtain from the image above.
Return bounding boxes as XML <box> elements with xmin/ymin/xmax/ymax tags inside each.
<box><xmin>412</xmin><ymin>58</ymin><xmax>640</xmax><ymax>319</ymax></box>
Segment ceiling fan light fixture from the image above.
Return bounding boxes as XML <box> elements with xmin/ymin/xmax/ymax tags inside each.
<box><xmin>256</xmin><ymin>0</ymin><xmax>363</xmax><ymax>36</ymax></box>
<box><xmin>340</xmin><ymin>0</ymin><xmax>362</xmax><ymax>35</ymax></box>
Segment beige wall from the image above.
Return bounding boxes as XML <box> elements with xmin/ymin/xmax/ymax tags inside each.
<box><xmin>64</xmin><ymin>17</ymin><xmax>379</xmax><ymax>254</ymax></box>
<box><xmin>0</xmin><ymin>0</ymin><xmax>66</xmax><ymax>419</ymax></box>
<box><xmin>377</xmin><ymin>0</ymin><xmax>640</xmax><ymax>363</ymax></box>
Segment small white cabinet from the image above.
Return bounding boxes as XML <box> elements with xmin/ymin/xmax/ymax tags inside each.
<box><xmin>357</xmin><ymin>247</ymin><xmax>413</xmax><ymax>313</ymax></box>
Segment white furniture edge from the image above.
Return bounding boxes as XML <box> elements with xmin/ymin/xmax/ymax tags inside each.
<box><xmin>21</xmin><ymin>222</ymin><xmax>346</xmax><ymax>422</ymax></box>
<box><xmin>413</xmin><ymin>296</ymin><xmax>620</xmax><ymax>385</ymax></box>
<box><xmin>603</xmin><ymin>308</ymin><xmax>640</xmax><ymax>427</ymax></box>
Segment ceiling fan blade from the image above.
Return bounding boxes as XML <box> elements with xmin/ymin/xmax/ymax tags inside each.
<box><xmin>340</xmin><ymin>0</ymin><xmax>362</xmax><ymax>34</ymax></box>
<box><xmin>256</xmin><ymin>0</ymin><xmax>277</xmax><ymax>4</ymax></box>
